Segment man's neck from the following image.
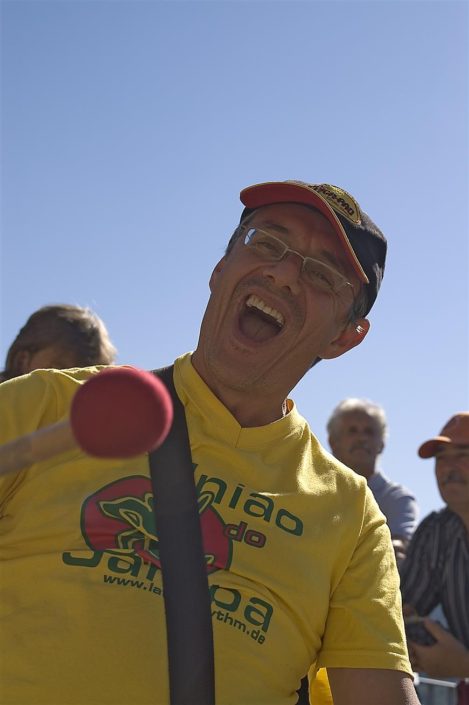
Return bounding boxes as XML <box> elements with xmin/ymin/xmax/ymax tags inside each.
<box><xmin>191</xmin><ymin>353</ymin><xmax>287</xmax><ymax>428</ymax></box>
<box><xmin>355</xmin><ymin>465</ymin><xmax>376</xmax><ymax>481</ymax></box>
<box><xmin>220</xmin><ymin>396</ymin><xmax>286</xmax><ymax>427</ymax></box>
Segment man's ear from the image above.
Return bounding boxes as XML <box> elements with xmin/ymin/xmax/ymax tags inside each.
<box><xmin>320</xmin><ymin>318</ymin><xmax>370</xmax><ymax>360</ymax></box>
<box><xmin>209</xmin><ymin>257</ymin><xmax>226</xmax><ymax>292</ymax></box>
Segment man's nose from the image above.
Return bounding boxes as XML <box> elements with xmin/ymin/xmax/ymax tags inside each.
<box><xmin>261</xmin><ymin>252</ymin><xmax>303</xmax><ymax>294</ymax></box>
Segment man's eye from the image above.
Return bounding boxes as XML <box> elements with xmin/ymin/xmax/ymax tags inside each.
<box><xmin>257</xmin><ymin>238</ymin><xmax>281</xmax><ymax>253</ymax></box>
<box><xmin>304</xmin><ymin>263</ymin><xmax>335</xmax><ymax>290</ymax></box>
<box><xmin>247</xmin><ymin>230</ymin><xmax>284</xmax><ymax>256</ymax></box>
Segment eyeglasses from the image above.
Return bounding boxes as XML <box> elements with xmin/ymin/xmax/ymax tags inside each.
<box><xmin>240</xmin><ymin>225</ymin><xmax>355</xmax><ymax>302</ymax></box>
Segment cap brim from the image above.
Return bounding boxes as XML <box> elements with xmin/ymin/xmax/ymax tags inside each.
<box><xmin>418</xmin><ymin>437</ymin><xmax>451</xmax><ymax>458</ymax></box>
<box><xmin>240</xmin><ymin>181</ymin><xmax>369</xmax><ymax>284</ymax></box>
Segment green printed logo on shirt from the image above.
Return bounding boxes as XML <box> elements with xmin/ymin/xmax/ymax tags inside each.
<box><xmin>62</xmin><ymin>474</ymin><xmax>278</xmax><ymax>646</ymax></box>
<box><xmin>73</xmin><ymin>475</ymin><xmax>233</xmax><ymax>572</ymax></box>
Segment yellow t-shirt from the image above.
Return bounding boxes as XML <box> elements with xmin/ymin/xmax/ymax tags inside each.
<box><xmin>0</xmin><ymin>354</ymin><xmax>411</xmax><ymax>705</ymax></box>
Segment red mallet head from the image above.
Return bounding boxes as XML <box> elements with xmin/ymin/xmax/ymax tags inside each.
<box><xmin>70</xmin><ymin>367</ymin><xmax>173</xmax><ymax>458</ymax></box>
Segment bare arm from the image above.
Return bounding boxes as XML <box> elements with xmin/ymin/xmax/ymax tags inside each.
<box><xmin>328</xmin><ymin>669</ymin><xmax>420</xmax><ymax>705</ymax></box>
<box><xmin>409</xmin><ymin>619</ymin><xmax>469</xmax><ymax>678</ymax></box>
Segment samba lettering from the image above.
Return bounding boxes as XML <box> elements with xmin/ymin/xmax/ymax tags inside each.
<box><xmin>223</xmin><ymin>520</ymin><xmax>266</xmax><ymax>547</ymax></box>
<box><xmin>209</xmin><ymin>584</ymin><xmax>273</xmax><ymax>633</ymax></box>
<box><xmin>195</xmin><ymin>475</ymin><xmax>303</xmax><ymax>536</ymax></box>
<box><xmin>62</xmin><ymin>549</ymin><xmax>160</xmax><ymax>582</ymax></box>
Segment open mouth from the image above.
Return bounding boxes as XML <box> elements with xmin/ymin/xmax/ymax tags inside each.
<box><xmin>238</xmin><ymin>294</ymin><xmax>285</xmax><ymax>343</ymax></box>
<box><xmin>351</xmin><ymin>444</ymin><xmax>370</xmax><ymax>453</ymax></box>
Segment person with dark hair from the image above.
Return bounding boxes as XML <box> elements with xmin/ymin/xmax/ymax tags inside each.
<box><xmin>1</xmin><ymin>304</ymin><xmax>117</xmax><ymax>382</ymax></box>
<box><xmin>401</xmin><ymin>413</ymin><xmax>469</xmax><ymax>705</ymax></box>
<box><xmin>0</xmin><ymin>182</ymin><xmax>419</xmax><ymax>705</ymax></box>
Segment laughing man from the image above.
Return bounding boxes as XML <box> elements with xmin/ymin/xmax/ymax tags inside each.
<box><xmin>0</xmin><ymin>181</ymin><xmax>419</xmax><ymax>705</ymax></box>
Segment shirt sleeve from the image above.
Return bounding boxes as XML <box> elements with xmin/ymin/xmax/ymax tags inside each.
<box><xmin>384</xmin><ymin>491</ymin><xmax>419</xmax><ymax>541</ymax></box>
<box><xmin>399</xmin><ymin>512</ymin><xmax>441</xmax><ymax>616</ymax></box>
<box><xmin>0</xmin><ymin>368</ymin><xmax>96</xmax><ymax>513</ymax></box>
<box><xmin>0</xmin><ymin>373</ymin><xmax>58</xmax><ymax>511</ymax></box>
<box><xmin>317</xmin><ymin>489</ymin><xmax>412</xmax><ymax>675</ymax></box>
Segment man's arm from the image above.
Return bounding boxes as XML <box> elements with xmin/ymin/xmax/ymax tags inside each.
<box><xmin>391</xmin><ymin>536</ymin><xmax>409</xmax><ymax>568</ymax></box>
<box><xmin>386</xmin><ymin>489</ymin><xmax>419</xmax><ymax>543</ymax></box>
<box><xmin>328</xmin><ymin>669</ymin><xmax>420</xmax><ymax>705</ymax></box>
<box><xmin>409</xmin><ymin>619</ymin><xmax>469</xmax><ymax>678</ymax></box>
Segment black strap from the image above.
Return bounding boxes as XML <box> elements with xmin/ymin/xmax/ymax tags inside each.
<box><xmin>149</xmin><ymin>366</ymin><xmax>215</xmax><ymax>705</ymax></box>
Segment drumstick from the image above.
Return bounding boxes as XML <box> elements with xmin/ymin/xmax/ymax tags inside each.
<box><xmin>0</xmin><ymin>366</ymin><xmax>173</xmax><ymax>477</ymax></box>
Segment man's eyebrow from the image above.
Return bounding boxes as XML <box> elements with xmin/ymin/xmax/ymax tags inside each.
<box><xmin>254</xmin><ymin>220</ymin><xmax>290</xmax><ymax>236</ymax></box>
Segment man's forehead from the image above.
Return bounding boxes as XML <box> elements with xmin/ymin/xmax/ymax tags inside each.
<box><xmin>247</xmin><ymin>203</ymin><xmax>334</xmax><ymax>230</ymax></box>
<box><xmin>342</xmin><ymin>410</ymin><xmax>376</xmax><ymax>423</ymax></box>
<box><xmin>338</xmin><ymin>411</ymin><xmax>381</xmax><ymax>431</ymax></box>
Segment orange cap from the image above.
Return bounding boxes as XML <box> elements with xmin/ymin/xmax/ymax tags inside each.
<box><xmin>418</xmin><ymin>412</ymin><xmax>469</xmax><ymax>458</ymax></box>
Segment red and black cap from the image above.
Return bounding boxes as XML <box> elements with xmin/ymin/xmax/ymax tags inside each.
<box><xmin>240</xmin><ymin>180</ymin><xmax>387</xmax><ymax>315</ymax></box>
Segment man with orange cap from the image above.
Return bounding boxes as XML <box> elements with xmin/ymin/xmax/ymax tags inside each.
<box><xmin>401</xmin><ymin>413</ymin><xmax>469</xmax><ymax>704</ymax></box>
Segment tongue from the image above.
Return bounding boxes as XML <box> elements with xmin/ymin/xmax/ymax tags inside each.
<box><xmin>239</xmin><ymin>307</ymin><xmax>280</xmax><ymax>342</ymax></box>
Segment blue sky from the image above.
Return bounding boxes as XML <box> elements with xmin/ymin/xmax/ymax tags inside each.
<box><xmin>2</xmin><ymin>0</ymin><xmax>468</xmax><ymax>521</ymax></box>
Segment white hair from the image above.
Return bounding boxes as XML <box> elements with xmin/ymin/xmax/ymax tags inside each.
<box><xmin>327</xmin><ymin>398</ymin><xmax>388</xmax><ymax>442</ymax></box>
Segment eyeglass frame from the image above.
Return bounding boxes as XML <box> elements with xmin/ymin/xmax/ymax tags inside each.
<box><xmin>237</xmin><ymin>223</ymin><xmax>357</xmax><ymax>302</ymax></box>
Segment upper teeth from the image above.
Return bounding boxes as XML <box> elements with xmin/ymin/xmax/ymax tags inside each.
<box><xmin>246</xmin><ymin>295</ymin><xmax>284</xmax><ymax>327</ymax></box>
